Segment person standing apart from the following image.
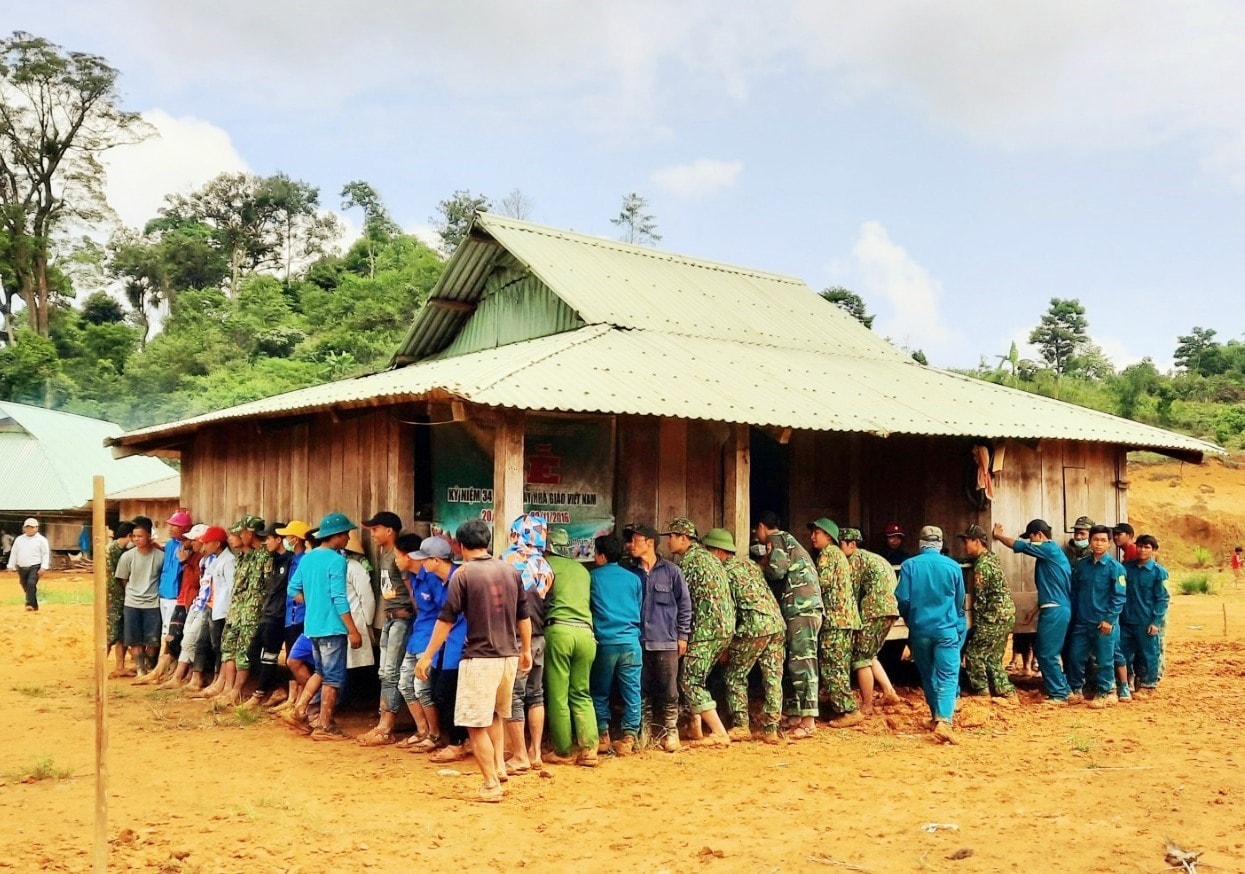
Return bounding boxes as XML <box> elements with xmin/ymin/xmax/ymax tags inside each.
<box><xmin>115</xmin><ymin>518</ymin><xmax>165</xmax><ymax>677</ymax></box>
<box><xmin>992</xmin><ymin>520</ymin><xmax>1073</xmax><ymax>705</ymax></box>
<box><xmin>896</xmin><ymin>526</ymin><xmax>965</xmax><ymax>744</ymax></box>
<box><xmin>8</xmin><ymin>517</ymin><xmax>49</xmax><ymax>612</ymax></box>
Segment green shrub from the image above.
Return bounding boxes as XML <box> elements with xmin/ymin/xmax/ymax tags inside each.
<box><xmin>1180</xmin><ymin>575</ymin><xmax>1210</xmax><ymax>595</ymax></box>
<box><xmin>1192</xmin><ymin>546</ymin><xmax>1213</xmax><ymax>567</ymax></box>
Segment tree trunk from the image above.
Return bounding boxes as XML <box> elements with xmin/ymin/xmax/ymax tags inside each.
<box><xmin>35</xmin><ymin>252</ymin><xmax>50</xmax><ymax>337</ymax></box>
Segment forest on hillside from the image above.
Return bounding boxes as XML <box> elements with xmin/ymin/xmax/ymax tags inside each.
<box><xmin>2</xmin><ymin>32</ymin><xmax>1243</xmax><ymax>448</ymax></box>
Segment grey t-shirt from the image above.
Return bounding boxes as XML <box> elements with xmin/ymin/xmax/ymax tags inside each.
<box><xmin>117</xmin><ymin>545</ymin><xmax>165</xmax><ymax>609</ymax></box>
<box><xmin>376</xmin><ymin>548</ymin><xmax>411</xmax><ymax>612</ymax></box>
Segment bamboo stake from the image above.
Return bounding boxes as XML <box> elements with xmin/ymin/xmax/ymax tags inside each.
<box><xmin>92</xmin><ymin>476</ymin><xmax>108</xmax><ymax>873</ymax></box>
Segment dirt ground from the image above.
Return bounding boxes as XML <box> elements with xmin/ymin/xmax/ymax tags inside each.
<box><xmin>3</xmin><ymin>458</ymin><xmax>1245</xmax><ymax>873</ymax></box>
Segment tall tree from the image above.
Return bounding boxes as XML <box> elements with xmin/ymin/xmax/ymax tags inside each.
<box><xmin>340</xmin><ymin>180</ymin><xmax>399</xmax><ymax>279</ymax></box>
<box><xmin>0</xmin><ymin>32</ymin><xmax>149</xmax><ymax>337</ymax></box>
<box><xmin>1029</xmin><ymin>297</ymin><xmax>1089</xmax><ymax>376</ymax></box>
<box><xmin>497</xmin><ymin>188</ymin><xmax>534</xmax><ymax>220</ymax></box>
<box><xmin>431</xmin><ymin>190</ymin><xmax>490</xmax><ymax>256</ymax></box>
<box><xmin>259</xmin><ymin>173</ymin><xmax>339</xmax><ymax>286</ymax></box>
<box><xmin>819</xmin><ymin>286</ymin><xmax>874</xmax><ymax>329</ymax></box>
<box><xmin>611</xmin><ymin>192</ymin><xmax>661</xmax><ymax>245</ymax></box>
<box><xmin>1174</xmin><ymin>326</ymin><xmax>1225</xmax><ymax>376</ymax></box>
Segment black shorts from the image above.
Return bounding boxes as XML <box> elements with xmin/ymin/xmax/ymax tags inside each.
<box><xmin>284</xmin><ymin>622</ymin><xmax>304</xmax><ymax>659</ymax></box>
<box><xmin>123</xmin><ymin>606</ymin><xmax>161</xmax><ymax>647</ymax></box>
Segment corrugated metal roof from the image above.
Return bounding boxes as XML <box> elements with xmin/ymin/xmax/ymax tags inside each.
<box><xmin>0</xmin><ymin>402</ymin><xmax>178</xmax><ymax>511</ymax></box>
<box><xmin>112</xmin><ymin>326</ymin><xmax>1221</xmax><ymax>459</ymax></box>
<box><xmin>106</xmin><ymin>473</ymin><xmax>181</xmax><ymax>501</ymax></box>
<box><xmin>394</xmin><ymin>214</ymin><xmax>907</xmax><ymax>365</ymax></box>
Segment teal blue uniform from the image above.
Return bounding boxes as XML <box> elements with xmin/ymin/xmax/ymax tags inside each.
<box><xmin>1120</xmin><ymin>558</ymin><xmax>1169</xmax><ymax>688</ymax></box>
<box><xmin>1011</xmin><ymin>540</ymin><xmax>1072</xmax><ymax>700</ymax></box>
<box><xmin>896</xmin><ymin>550</ymin><xmax>965</xmax><ymax>722</ymax></box>
<box><xmin>1066</xmin><ymin>554</ymin><xmax>1127</xmax><ymax>695</ymax></box>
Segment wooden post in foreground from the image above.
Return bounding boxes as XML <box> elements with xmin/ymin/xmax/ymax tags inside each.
<box><xmin>492</xmin><ymin>409</ymin><xmax>526</xmax><ymax>553</ymax></box>
<box><xmin>92</xmin><ymin>475</ymin><xmax>108</xmax><ymax>873</ymax></box>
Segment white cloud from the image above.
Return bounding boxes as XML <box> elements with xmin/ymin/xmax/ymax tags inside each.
<box><xmin>848</xmin><ymin>220</ymin><xmax>953</xmax><ymax>349</ymax></box>
<box><xmin>650</xmin><ymin>158</ymin><xmax>743</xmax><ymax>199</ymax></box>
<box><xmin>102</xmin><ymin>110</ymin><xmax>248</xmax><ymax>228</ymax></box>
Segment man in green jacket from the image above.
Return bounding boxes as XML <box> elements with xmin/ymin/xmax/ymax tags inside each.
<box><xmin>543</xmin><ymin>527</ymin><xmax>599</xmax><ymax>767</ymax></box>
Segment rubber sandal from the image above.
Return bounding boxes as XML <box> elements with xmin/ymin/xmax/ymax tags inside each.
<box><xmin>788</xmin><ymin>726</ymin><xmax>816</xmax><ymax>741</ymax></box>
<box><xmin>395</xmin><ymin>733</ymin><xmax>427</xmax><ymax>749</ymax></box>
<box><xmin>357</xmin><ymin>730</ymin><xmax>395</xmax><ymax>747</ymax></box>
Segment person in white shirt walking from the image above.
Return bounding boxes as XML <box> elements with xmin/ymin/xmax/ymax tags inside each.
<box><xmin>7</xmin><ymin>518</ymin><xmax>50</xmax><ymax>612</ymax></box>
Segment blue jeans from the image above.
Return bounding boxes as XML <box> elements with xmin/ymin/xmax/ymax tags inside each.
<box><xmin>1035</xmin><ymin>604</ymin><xmax>1072</xmax><ymax>700</ymax></box>
<box><xmin>1119</xmin><ymin>623</ymin><xmax>1160</xmax><ymax>687</ymax></box>
<box><xmin>378</xmin><ymin>615</ymin><xmax>411</xmax><ymax>713</ymax></box>
<box><xmin>591</xmin><ymin>641</ymin><xmax>642</xmax><ymax>736</ymax></box>
<box><xmin>908</xmin><ymin>630</ymin><xmax>960</xmax><ymax>721</ymax></box>
<box><xmin>1068</xmin><ymin>620</ymin><xmax>1119</xmax><ymax>695</ymax></box>
<box><xmin>311</xmin><ymin>634</ymin><xmax>348</xmax><ymax>688</ymax></box>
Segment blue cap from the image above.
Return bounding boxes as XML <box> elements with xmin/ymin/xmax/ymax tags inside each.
<box><xmin>316</xmin><ymin>512</ymin><xmax>356</xmax><ymax>539</ymax></box>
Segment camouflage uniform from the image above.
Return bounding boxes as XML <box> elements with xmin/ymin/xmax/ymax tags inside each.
<box><xmin>671</xmin><ymin>530</ymin><xmax>734</xmax><ymax>715</ymax></box>
<box><xmin>721</xmin><ymin>554</ymin><xmax>785</xmax><ymax>732</ymax></box>
<box><xmin>964</xmin><ymin>550</ymin><xmax>1016</xmax><ymax>696</ymax></box>
<box><xmin>848</xmin><ymin>544</ymin><xmax>899</xmax><ymax>670</ymax></box>
<box><xmin>817</xmin><ymin>543</ymin><xmax>861</xmax><ymax>715</ymax></box>
<box><xmin>106</xmin><ymin>541</ymin><xmax>128</xmax><ymax>647</ymax></box>
<box><xmin>761</xmin><ymin>530</ymin><xmax>824</xmax><ymax>717</ymax></box>
<box><xmin>220</xmin><ymin>547</ymin><xmax>266</xmax><ymax>669</ymax></box>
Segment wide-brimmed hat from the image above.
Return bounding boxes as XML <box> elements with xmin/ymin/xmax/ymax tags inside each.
<box><xmin>806</xmin><ymin>518</ymin><xmax>840</xmax><ymax>542</ymax></box>
<box><xmin>548</xmin><ymin>527</ymin><xmax>573</xmax><ymax>557</ymax></box>
<box><xmin>316</xmin><ymin>512</ymin><xmax>356</xmax><ymax>539</ymax></box>
<box><xmin>701</xmin><ymin>528</ymin><xmax>737</xmax><ymax>553</ymax></box>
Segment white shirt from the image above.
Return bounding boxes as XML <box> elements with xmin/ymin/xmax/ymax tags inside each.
<box><xmin>206</xmin><ymin>549</ymin><xmax>237</xmax><ymax>621</ymax></box>
<box><xmin>7</xmin><ymin>532</ymin><xmax>50</xmax><ymax>570</ymax></box>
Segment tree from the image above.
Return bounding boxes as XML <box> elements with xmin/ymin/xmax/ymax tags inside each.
<box><xmin>611</xmin><ymin>192</ymin><xmax>661</xmax><ymax>245</ymax></box>
<box><xmin>1112</xmin><ymin>358</ymin><xmax>1160</xmax><ymax>419</ymax></box>
<box><xmin>497</xmin><ymin>188</ymin><xmax>534</xmax><ymax>220</ymax></box>
<box><xmin>819</xmin><ymin>286</ymin><xmax>874</xmax><ymax>329</ymax></box>
<box><xmin>910</xmin><ymin>348</ymin><xmax>928</xmax><ymax>365</ymax></box>
<box><xmin>341</xmin><ymin>180</ymin><xmax>399</xmax><ymax>279</ymax></box>
<box><xmin>431</xmin><ymin>190</ymin><xmax>490</xmax><ymax>256</ymax></box>
<box><xmin>995</xmin><ymin>341</ymin><xmax>1020</xmax><ymax>377</ymax></box>
<box><xmin>1028</xmin><ymin>297</ymin><xmax>1089</xmax><ymax>376</ymax></box>
<box><xmin>259</xmin><ymin>173</ymin><xmax>340</xmax><ymax>285</ymax></box>
<box><xmin>81</xmin><ymin>291</ymin><xmax>124</xmax><ymax>324</ymax></box>
<box><xmin>1174</xmin><ymin>327</ymin><xmax>1226</xmax><ymax>377</ymax></box>
<box><xmin>0</xmin><ymin>32</ymin><xmax>149</xmax><ymax>337</ymax></box>
<box><xmin>1066</xmin><ymin>342</ymin><xmax>1113</xmax><ymax>381</ymax></box>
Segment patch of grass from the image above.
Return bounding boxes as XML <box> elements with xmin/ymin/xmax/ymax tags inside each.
<box><xmin>1068</xmin><ymin>732</ymin><xmax>1094</xmax><ymax>754</ymax></box>
<box><xmin>1181</xmin><ymin>575</ymin><xmax>1211</xmax><ymax>595</ymax></box>
<box><xmin>11</xmin><ymin>684</ymin><xmax>49</xmax><ymax>698</ymax></box>
<box><xmin>5</xmin><ymin>757</ymin><xmax>72</xmax><ymax>783</ymax></box>
<box><xmin>0</xmin><ymin>588</ymin><xmax>93</xmax><ymax>607</ymax></box>
<box><xmin>1192</xmin><ymin>546</ymin><xmax>1214</xmax><ymax>568</ymax></box>
<box><xmin>227</xmin><ymin>706</ymin><xmax>265</xmax><ymax>728</ymax></box>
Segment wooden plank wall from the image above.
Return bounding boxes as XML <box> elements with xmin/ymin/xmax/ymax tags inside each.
<box><xmin>615</xmin><ymin>415</ymin><xmax>727</xmax><ymax>537</ymax></box>
<box><xmin>179</xmin><ymin>409</ymin><xmax>416</xmax><ymax>554</ymax></box>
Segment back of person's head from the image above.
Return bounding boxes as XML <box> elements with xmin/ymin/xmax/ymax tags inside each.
<box><xmin>131</xmin><ymin>516</ymin><xmax>153</xmax><ymax>535</ymax></box>
<box><xmin>395</xmin><ymin>532</ymin><xmax>423</xmax><ymax>556</ymax></box>
<box><xmin>115</xmin><ymin>521</ymin><xmax>136</xmax><ymax>539</ymax></box>
<box><xmin>595</xmin><ymin>533</ymin><xmax>623</xmax><ymax>564</ymax></box>
<box><xmin>1135</xmin><ymin>534</ymin><xmax>1159</xmax><ymax>550</ymax></box>
<box><xmin>457</xmin><ymin>519</ymin><xmax>492</xmax><ymax>551</ymax></box>
<box><xmin>755</xmin><ymin>510</ymin><xmax>782</xmax><ymax>531</ymax></box>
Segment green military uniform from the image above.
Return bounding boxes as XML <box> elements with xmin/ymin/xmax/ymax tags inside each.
<box><xmin>106</xmin><ymin>541</ymin><xmax>127</xmax><ymax>647</ymax></box>
<box><xmin>815</xmin><ymin>536</ymin><xmax>860</xmax><ymax>716</ymax></box>
<box><xmin>668</xmin><ymin>521</ymin><xmax>734</xmax><ymax>716</ymax></box>
<box><xmin>964</xmin><ymin>549</ymin><xmax>1016</xmax><ymax>697</ymax></box>
<box><xmin>712</xmin><ymin>533</ymin><xmax>785</xmax><ymax>734</ymax></box>
<box><xmin>220</xmin><ymin>517</ymin><xmax>268</xmax><ymax>669</ymax></box>
<box><xmin>844</xmin><ymin>535</ymin><xmax>899</xmax><ymax>671</ymax></box>
<box><xmin>761</xmin><ymin>529</ymin><xmax>823</xmax><ymax>718</ymax></box>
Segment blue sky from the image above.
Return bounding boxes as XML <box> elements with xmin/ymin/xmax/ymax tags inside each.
<box><xmin>8</xmin><ymin>1</ymin><xmax>1245</xmax><ymax>369</ymax></box>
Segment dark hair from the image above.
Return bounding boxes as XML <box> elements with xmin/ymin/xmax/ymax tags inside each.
<box><xmin>1135</xmin><ymin>534</ymin><xmax>1159</xmax><ymax>550</ymax></box>
<box><xmin>754</xmin><ymin>510</ymin><xmax>782</xmax><ymax>530</ymax></box>
<box><xmin>1088</xmin><ymin>525</ymin><xmax>1112</xmax><ymax>540</ymax></box>
<box><xmin>1113</xmin><ymin>523</ymin><xmax>1135</xmax><ymax>536</ymax></box>
<box><xmin>457</xmin><ymin>518</ymin><xmax>492</xmax><ymax>551</ymax></box>
<box><xmin>395</xmin><ymin>532</ymin><xmax>424</xmax><ymax>555</ymax></box>
<box><xmin>114</xmin><ymin>521</ymin><xmax>136</xmax><ymax>538</ymax></box>
<box><xmin>595</xmin><ymin>533</ymin><xmax>623</xmax><ymax>564</ymax></box>
<box><xmin>131</xmin><ymin>515</ymin><xmax>153</xmax><ymax>534</ymax></box>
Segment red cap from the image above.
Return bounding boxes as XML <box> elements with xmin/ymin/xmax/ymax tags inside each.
<box><xmin>200</xmin><ymin>525</ymin><xmax>229</xmax><ymax>545</ymax></box>
<box><xmin>884</xmin><ymin>523</ymin><xmax>905</xmax><ymax>538</ymax></box>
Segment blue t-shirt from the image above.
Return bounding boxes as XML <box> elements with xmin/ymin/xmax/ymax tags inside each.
<box><xmin>1012</xmin><ymin>540</ymin><xmax>1072</xmax><ymax>609</ymax></box>
<box><xmin>288</xmin><ymin>547</ymin><xmax>349</xmax><ymax>638</ymax></box>
<box><xmin>285</xmin><ymin>550</ymin><xmax>306</xmax><ymax>627</ymax></box>
<box><xmin>589</xmin><ymin>562</ymin><xmax>642</xmax><ymax>646</ymax></box>
<box><xmin>158</xmin><ymin>536</ymin><xmax>184</xmax><ymax>600</ymax></box>
<box><xmin>407</xmin><ymin>564</ymin><xmax>466</xmax><ymax>670</ymax></box>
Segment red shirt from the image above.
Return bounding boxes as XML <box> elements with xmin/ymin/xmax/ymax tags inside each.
<box><xmin>177</xmin><ymin>549</ymin><xmax>201</xmax><ymax>607</ymax></box>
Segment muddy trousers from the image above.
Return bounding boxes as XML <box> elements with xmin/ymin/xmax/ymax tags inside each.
<box><xmin>963</xmin><ymin>618</ymin><xmax>1016</xmax><ymax>696</ymax></box>
<box><xmin>1035</xmin><ymin>604</ymin><xmax>1071</xmax><ymax>700</ymax></box>
<box><xmin>782</xmin><ymin>613</ymin><xmax>822</xmax><ymax>717</ymax></box>
<box><xmin>817</xmin><ymin>627</ymin><xmax>857</xmax><ymax>715</ymax></box>
<box><xmin>544</xmin><ymin>623</ymin><xmax>599</xmax><ymax>755</ymax></box>
<box><xmin>590</xmin><ymin>641</ymin><xmax>642</xmax><ymax>737</ymax></box>
<box><xmin>723</xmin><ymin>632</ymin><xmax>784</xmax><ymax>732</ymax></box>
<box><xmin>909</xmin><ymin>630</ymin><xmax>960</xmax><ymax>722</ymax></box>
<box><xmin>641</xmin><ymin>649</ymin><xmax>680</xmax><ymax>741</ymax></box>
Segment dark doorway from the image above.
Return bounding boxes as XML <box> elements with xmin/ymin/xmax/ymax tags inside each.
<box><xmin>750</xmin><ymin>428</ymin><xmax>790</xmax><ymax>528</ymax></box>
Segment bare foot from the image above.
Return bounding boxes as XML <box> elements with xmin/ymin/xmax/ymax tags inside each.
<box><xmin>264</xmin><ymin>689</ymin><xmax>288</xmax><ymax>708</ymax></box>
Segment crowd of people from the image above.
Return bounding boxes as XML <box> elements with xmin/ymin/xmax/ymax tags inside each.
<box><xmin>93</xmin><ymin>505</ymin><xmax>1172</xmax><ymax>803</ymax></box>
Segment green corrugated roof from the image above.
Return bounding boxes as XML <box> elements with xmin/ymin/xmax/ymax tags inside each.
<box><xmin>0</xmin><ymin>402</ymin><xmax>176</xmax><ymax>511</ymax></box>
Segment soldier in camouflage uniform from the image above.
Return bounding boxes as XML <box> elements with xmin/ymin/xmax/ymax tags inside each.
<box><xmin>754</xmin><ymin>510</ymin><xmax>823</xmax><ymax>740</ymax></box>
<box><xmin>665</xmin><ymin>518</ymin><xmax>735</xmax><ymax>747</ymax></box>
<box><xmin>106</xmin><ymin>521</ymin><xmax>136</xmax><ymax>678</ymax></box>
<box><xmin>808</xmin><ymin>518</ymin><xmax>864</xmax><ymax>727</ymax></box>
<box><xmin>839</xmin><ymin>528</ymin><xmax>902</xmax><ymax>715</ymax></box>
<box><xmin>1065</xmin><ymin>516</ymin><xmax>1095</xmax><ymax>565</ymax></box>
<box><xmin>702</xmin><ymin>528</ymin><xmax>785</xmax><ymax>744</ymax></box>
<box><xmin>210</xmin><ymin>515</ymin><xmax>267</xmax><ymax>704</ymax></box>
<box><xmin>958</xmin><ymin>524</ymin><xmax>1016</xmax><ymax>699</ymax></box>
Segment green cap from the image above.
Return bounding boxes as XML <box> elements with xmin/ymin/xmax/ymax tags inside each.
<box><xmin>806</xmin><ymin>518</ymin><xmax>839</xmax><ymax>542</ymax></box>
<box><xmin>956</xmin><ymin>524</ymin><xmax>989</xmax><ymax>543</ymax></box>
<box><xmin>229</xmin><ymin>514</ymin><xmax>265</xmax><ymax>535</ymax></box>
<box><xmin>1072</xmin><ymin>516</ymin><xmax>1095</xmax><ymax>530</ymax></box>
<box><xmin>548</xmin><ymin>526</ymin><xmax>572</xmax><ymax>557</ymax></box>
<box><xmin>701</xmin><ymin>528</ymin><xmax>737</xmax><ymax>553</ymax></box>
<box><xmin>662</xmin><ymin>517</ymin><xmax>698</xmax><ymax>538</ymax></box>
<box><xmin>838</xmin><ymin>527</ymin><xmax>863</xmax><ymax>543</ymax></box>
<box><xmin>316</xmin><ymin>512</ymin><xmax>357</xmax><ymax>539</ymax></box>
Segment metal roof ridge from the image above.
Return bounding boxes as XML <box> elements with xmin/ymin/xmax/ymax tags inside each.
<box><xmin>597</xmin><ymin>323</ymin><xmax>912</xmax><ymax>362</ymax></box>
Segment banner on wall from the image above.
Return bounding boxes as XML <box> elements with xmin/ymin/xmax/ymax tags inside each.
<box><xmin>432</xmin><ymin>415</ymin><xmax>615</xmax><ymax>558</ymax></box>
